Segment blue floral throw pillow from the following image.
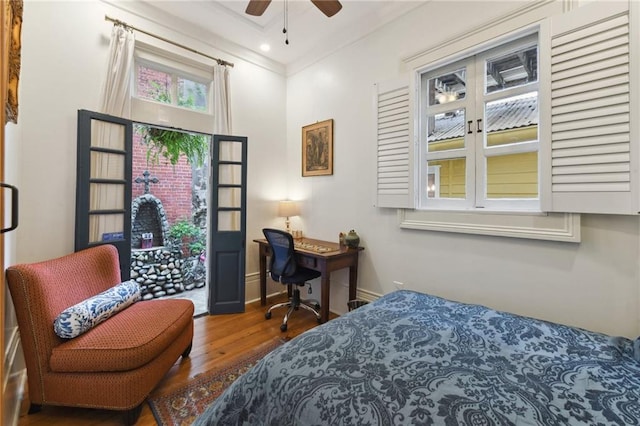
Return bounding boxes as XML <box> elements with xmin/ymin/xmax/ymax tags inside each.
<box><xmin>53</xmin><ymin>280</ymin><xmax>141</xmax><ymax>339</ymax></box>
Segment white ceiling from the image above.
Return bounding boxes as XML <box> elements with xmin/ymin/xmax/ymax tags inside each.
<box><xmin>141</xmin><ymin>0</ymin><xmax>427</xmax><ymax>70</ymax></box>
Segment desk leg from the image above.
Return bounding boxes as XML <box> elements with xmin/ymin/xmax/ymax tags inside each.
<box><xmin>320</xmin><ymin>274</ymin><xmax>330</xmax><ymax>323</ymax></box>
<box><xmin>259</xmin><ymin>252</ymin><xmax>267</xmax><ymax>306</ymax></box>
<box><xmin>348</xmin><ymin>254</ymin><xmax>359</xmax><ymax>301</ymax></box>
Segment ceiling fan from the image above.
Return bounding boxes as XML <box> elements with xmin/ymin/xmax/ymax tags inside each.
<box><xmin>245</xmin><ymin>0</ymin><xmax>343</xmax><ymax>18</ymax></box>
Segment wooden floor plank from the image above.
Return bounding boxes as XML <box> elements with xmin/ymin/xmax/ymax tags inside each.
<box><xmin>16</xmin><ymin>293</ymin><xmax>335</xmax><ymax>426</ymax></box>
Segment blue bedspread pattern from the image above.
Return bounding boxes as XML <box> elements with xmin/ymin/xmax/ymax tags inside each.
<box><xmin>196</xmin><ymin>290</ymin><xmax>640</xmax><ymax>425</ymax></box>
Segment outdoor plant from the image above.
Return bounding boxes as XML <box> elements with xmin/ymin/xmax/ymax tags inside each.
<box><xmin>168</xmin><ymin>219</ymin><xmax>205</xmax><ymax>257</ymax></box>
<box><xmin>139</xmin><ymin>127</ymin><xmax>207</xmax><ymax>167</ymax></box>
<box><xmin>137</xmin><ymin>81</ymin><xmax>208</xmax><ymax>167</ymax></box>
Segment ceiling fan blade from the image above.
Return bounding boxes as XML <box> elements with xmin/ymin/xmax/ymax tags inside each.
<box><xmin>245</xmin><ymin>0</ymin><xmax>272</xmax><ymax>16</ymax></box>
<box><xmin>311</xmin><ymin>0</ymin><xmax>342</xmax><ymax>17</ymax></box>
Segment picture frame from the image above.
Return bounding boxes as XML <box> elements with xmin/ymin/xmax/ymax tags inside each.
<box><xmin>4</xmin><ymin>0</ymin><xmax>22</xmax><ymax>124</ymax></box>
<box><xmin>302</xmin><ymin>119</ymin><xmax>333</xmax><ymax>177</ymax></box>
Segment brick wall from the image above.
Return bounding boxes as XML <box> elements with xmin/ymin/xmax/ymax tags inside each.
<box><xmin>132</xmin><ymin>133</ymin><xmax>193</xmax><ymax>225</ymax></box>
<box><xmin>133</xmin><ymin>66</ymin><xmax>197</xmax><ymax>227</ymax></box>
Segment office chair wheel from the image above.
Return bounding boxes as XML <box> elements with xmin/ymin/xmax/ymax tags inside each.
<box><xmin>280</xmin><ymin>323</ymin><xmax>287</xmax><ymax>332</ymax></box>
<box><xmin>265</xmin><ymin>312</ymin><xmax>272</xmax><ymax>320</ymax></box>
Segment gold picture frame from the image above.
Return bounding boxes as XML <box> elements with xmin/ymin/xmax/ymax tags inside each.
<box><xmin>4</xmin><ymin>0</ymin><xmax>22</xmax><ymax>124</ymax></box>
<box><xmin>302</xmin><ymin>119</ymin><xmax>333</xmax><ymax>177</ymax></box>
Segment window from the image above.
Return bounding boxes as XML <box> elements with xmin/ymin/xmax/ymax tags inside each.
<box><xmin>419</xmin><ymin>35</ymin><xmax>539</xmax><ymax>212</ymax></box>
<box><xmin>135</xmin><ymin>62</ymin><xmax>209</xmax><ymax>113</ymax></box>
<box><xmin>376</xmin><ymin>0</ymin><xmax>637</xmax><ymax>242</ymax></box>
<box><xmin>131</xmin><ymin>46</ymin><xmax>214</xmax><ymax>135</ymax></box>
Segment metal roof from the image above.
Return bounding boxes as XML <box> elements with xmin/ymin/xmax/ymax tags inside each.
<box><xmin>429</xmin><ymin>94</ymin><xmax>538</xmax><ymax>142</ymax></box>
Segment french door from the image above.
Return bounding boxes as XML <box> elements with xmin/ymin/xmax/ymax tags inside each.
<box><xmin>76</xmin><ymin>111</ymin><xmax>248</xmax><ymax>315</ymax></box>
<box><xmin>208</xmin><ymin>135</ymin><xmax>248</xmax><ymax>314</ymax></box>
<box><xmin>75</xmin><ymin>109</ymin><xmax>133</xmax><ymax>279</ymax></box>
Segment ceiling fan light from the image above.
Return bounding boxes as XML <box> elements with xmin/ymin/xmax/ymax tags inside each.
<box><xmin>245</xmin><ymin>0</ymin><xmax>272</xmax><ymax>16</ymax></box>
<box><xmin>245</xmin><ymin>0</ymin><xmax>342</xmax><ymax>18</ymax></box>
<box><xmin>311</xmin><ymin>0</ymin><xmax>342</xmax><ymax>17</ymax></box>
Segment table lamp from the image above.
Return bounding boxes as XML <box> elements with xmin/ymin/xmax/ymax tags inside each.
<box><xmin>278</xmin><ymin>200</ymin><xmax>300</xmax><ymax>234</ymax></box>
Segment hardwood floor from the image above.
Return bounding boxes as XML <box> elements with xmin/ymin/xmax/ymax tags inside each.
<box><xmin>17</xmin><ymin>293</ymin><xmax>336</xmax><ymax>426</ymax></box>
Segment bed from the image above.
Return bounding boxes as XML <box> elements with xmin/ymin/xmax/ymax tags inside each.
<box><xmin>195</xmin><ymin>289</ymin><xmax>640</xmax><ymax>425</ymax></box>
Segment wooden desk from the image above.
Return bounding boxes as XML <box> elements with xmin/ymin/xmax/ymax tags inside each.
<box><xmin>254</xmin><ymin>237</ymin><xmax>364</xmax><ymax>323</ymax></box>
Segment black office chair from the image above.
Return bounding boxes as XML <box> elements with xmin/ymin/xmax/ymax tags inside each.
<box><xmin>263</xmin><ymin>228</ymin><xmax>322</xmax><ymax>331</ymax></box>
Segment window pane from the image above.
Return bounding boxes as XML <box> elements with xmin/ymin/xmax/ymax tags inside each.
<box><xmin>91</xmin><ymin>120</ymin><xmax>124</xmax><ymax>150</ymax></box>
<box><xmin>178</xmin><ymin>77</ymin><xmax>208</xmax><ymax>111</ymax></box>
<box><xmin>89</xmin><ymin>214</ymin><xmax>124</xmax><ymax>243</ymax></box>
<box><xmin>91</xmin><ymin>152</ymin><xmax>124</xmax><ymax>180</ymax></box>
<box><xmin>219</xmin><ymin>164</ymin><xmax>241</xmax><ymax>185</ymax></box>
<box><xmin>485</xmin><ymin>45</ymin><xmax>537</xmax><ymax>94</ymax></box>
<box><xmin>90</xmin><ymin>183</ymin><xmax>124</xmax><ymax>210</ymax></box>
<box><xmin>485</xmin><ymin>92</ymin><xmax>538</xmax><ymax>147</ymax></box>
<box><xmin>218</xmin><ymin>188</ymin><xmax>241</xmax><ymax>208</ymax></box>
<box><xmin>136</xmin><ymin>65</ymin><xmax>172</xmax><ymax>104</ymax></box>
<box><xmin>428</xmin><ymin>109</ymin><xmax>465</xmax><ymax>152</ymax></box>
<box><xmin>428</xmin><ymin>68</ymin><xmax>466</xmax><ymax>105</ymax></box>
<box><xmin>486</xmin><ymin>152</ymin><xmax>538</xmax><ymax>199</ymax></box>
<box><xmin>219</xmin><ymin>140</ymin><xmax>243</xmax><ymax>162</ymax></box>
<box><xmin>218</xmin><ymin>211</ymin><xmax>240</xmax><ymax>231</ymax></box>
<box><xmin>427</xmin><ymin>158</ymin><xmax>466</xmax><ymax>198</ymax></box>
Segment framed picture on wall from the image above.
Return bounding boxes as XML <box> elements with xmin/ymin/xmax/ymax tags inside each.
<box><xmin>302</xmin><ymin>119</ymin><xmax>333</xmax><ymax>177</ymax></box>
<box><xmin>5</xmin><ymin>0</ymin><xmax>22</xmax><ymax>124</ymax></box>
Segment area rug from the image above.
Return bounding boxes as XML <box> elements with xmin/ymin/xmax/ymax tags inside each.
<box><xmin>149</xmin><ymin>338</ymin><xmax>285</xmax><ymax>426</ymax></box>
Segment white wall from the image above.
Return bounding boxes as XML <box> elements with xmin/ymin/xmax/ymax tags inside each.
<box><xmin>12</xmin><ymin>0</ymin><xmax>640</xmax><ymax>338</ymax></box>
<box><xmin>14</xmin><ymin>0</ymin><xmax>287</xmax><ymax>286</ymax></box>
<box><xmin>286</xmin><ymin>0</ymin><xmax>640</xmax><ymax>338</ymax></box>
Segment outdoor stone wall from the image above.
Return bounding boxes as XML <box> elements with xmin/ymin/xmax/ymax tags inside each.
<box><xmin>131</xmin><ymin>194</ymin><xmax>170</xmax><ymax>249</ymax></box>
<box><xmin>131</xmin><ymin>248</ymin><xmax>198</xmax><ymax>300</ymax></box>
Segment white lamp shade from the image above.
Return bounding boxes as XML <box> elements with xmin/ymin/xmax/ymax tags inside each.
<box><xmin>278</xmin><ymin>200</ymin><xmax>300</xmax><ymax>217</ymax></box>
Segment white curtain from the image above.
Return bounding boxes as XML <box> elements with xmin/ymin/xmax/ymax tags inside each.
<box><xmin>89</xmin><ymin>25</ymin><xmax>135</xmax><ymax>242</ymax></box>
<box><xmin>212</xmin><ymin>63</ymin><xmax>232</xmax><ymax>134</ymax></box>
<box><xmin>100</xmin><ymin>25</ymin><xmax>135</xmax><ymax>117</ymax></box>
<box><xmin>211</xmin><ymin>63</ymin><xmax>238</xmax><ymax>230</ymax></box>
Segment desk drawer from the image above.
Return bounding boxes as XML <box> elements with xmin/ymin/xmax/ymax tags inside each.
<box><xmin>296</xmin><ymin>254</ymin><xmax>317</xmax><ymax>269</ymax></box>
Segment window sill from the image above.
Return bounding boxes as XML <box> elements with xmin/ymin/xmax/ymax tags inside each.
<box><xmin>398</xmin><ymin>209</ymin><xmax>580</xmax><ymax>242</ymax></box>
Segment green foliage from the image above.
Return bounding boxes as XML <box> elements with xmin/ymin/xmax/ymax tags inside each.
<box><xmin>149</xmin><ymin>81</ymin><xmax>171</xmax><ymax>104</ymax></box>
<box><xmin>168</xmin><ymin>219</ymin><xmax>205</xmax><ymax>256</ymax></box>
<box><xmin>141</xmin><ymin>127</ymin><xmax>207</xmax><ymax>167</ymax></box>
<box><xmin>138</xmin><ymin>81</ymin><xmax>208</xmax><ymax>167</ymax></box>
<box><xmin>177</xmin><ymin>85</ymin><xmax>206</xmax><ymax>112</ymax></box>
<box><xmin>168</xmin><ymin>219</ymin><xmax>200</xmax><ymax>239</ymax></box>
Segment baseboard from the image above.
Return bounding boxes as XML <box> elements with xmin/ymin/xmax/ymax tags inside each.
<box><xmin>3</xmin><ymin>328</ymin><xmax>26</xmax><ymax>426</ymax></box>
<box><xmin>355</xmin><ymin>288</ymin><xmax>383</xmax><ymax>303</ymax></box>
<box><xmin>244</xmin><ymin>270</ymin><xmax>384</xmax><ymax>317</ymax></box>
<box><xmin>244</xmin><ymin>271</ymin><xmax>286</xmax><ymax>304</ymax></box>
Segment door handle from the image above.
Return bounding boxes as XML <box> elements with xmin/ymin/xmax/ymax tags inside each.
<box><xmin>0</xmin><ymin>183</ymin><xmax>18</xmax><ymax>234</ymax></box>
<box><xmin>467</xmin><ymin>120</ymin><xmax>473</xmax><ymax>134</ymax></box>
<box><xmin>477</xmin><ymin>118</ymin><xmax>483</xmax><ymax>133</ymax></box>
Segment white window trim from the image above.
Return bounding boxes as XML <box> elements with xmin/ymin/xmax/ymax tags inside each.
<box><xmin>399</xmin><ymin>209</ymin><xmax>580</xmax><ymax>243</ymax></box>
<box><xmin>419</xmin><ymin>34</ymin><xmax>540</xmax><ymax>212</ymax></box>
<box><xmin>427</xmin><ymin>165</ymin><xmax>441</xmax><ymax>198</ymax></box>
<box><xmin>386</xmin><ymin>0</ymin><xmax>582</xmax><ymax>243</ymax></box>
<box><xmin>132</xmin><ymin>42</ymin><xmax>215</xmax><ymax>135</ymax></box>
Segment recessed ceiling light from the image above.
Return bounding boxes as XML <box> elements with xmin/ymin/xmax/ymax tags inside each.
<box><xmin>260</xmin><ymin>44</ymin><xmax>271</xmax><ymax>52</ymax></box>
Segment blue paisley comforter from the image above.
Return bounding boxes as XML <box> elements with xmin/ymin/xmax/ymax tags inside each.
<box><xmin>195</xmin><ymin>290</ymin><xmax>640</xmax><ymax>425</ymax></box>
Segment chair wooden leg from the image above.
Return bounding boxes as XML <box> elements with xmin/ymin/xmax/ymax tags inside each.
<box><xmin>182</xmin><ymin>342</ymin><xmax>192</xmax><ymax>358</ymax></box>
<box><xmin>122</xmin><ymin>403</ymin><xmax>143</xmax><ymax>426</ymax></box>
<box><xmin>28</xmin><ymin>403</ymin><xmax>42</xmax><ymax>414</ymax></box>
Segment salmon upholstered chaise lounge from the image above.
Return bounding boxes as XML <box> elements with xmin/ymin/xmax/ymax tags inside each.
<box><xmin>6</xmin><ymin>244</ymin><xmax>194</xmax><ymax>425</ymax></box>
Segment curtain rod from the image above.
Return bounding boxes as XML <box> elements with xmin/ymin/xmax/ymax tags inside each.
<box><xmin>104</xmin><ymin>15</ymin><xmax>234</xmax><ymax>68</ymax></box>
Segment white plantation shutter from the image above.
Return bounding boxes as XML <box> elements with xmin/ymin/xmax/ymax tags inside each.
<box><xmin>376</xmin><ymin>79</ymin><xmax>414</xmax><ymax>208</ymax></box>
<box><xmin>543</xmin><ymin>1</ymin><xmax>638</xmax><ymax>214</ymax></box>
